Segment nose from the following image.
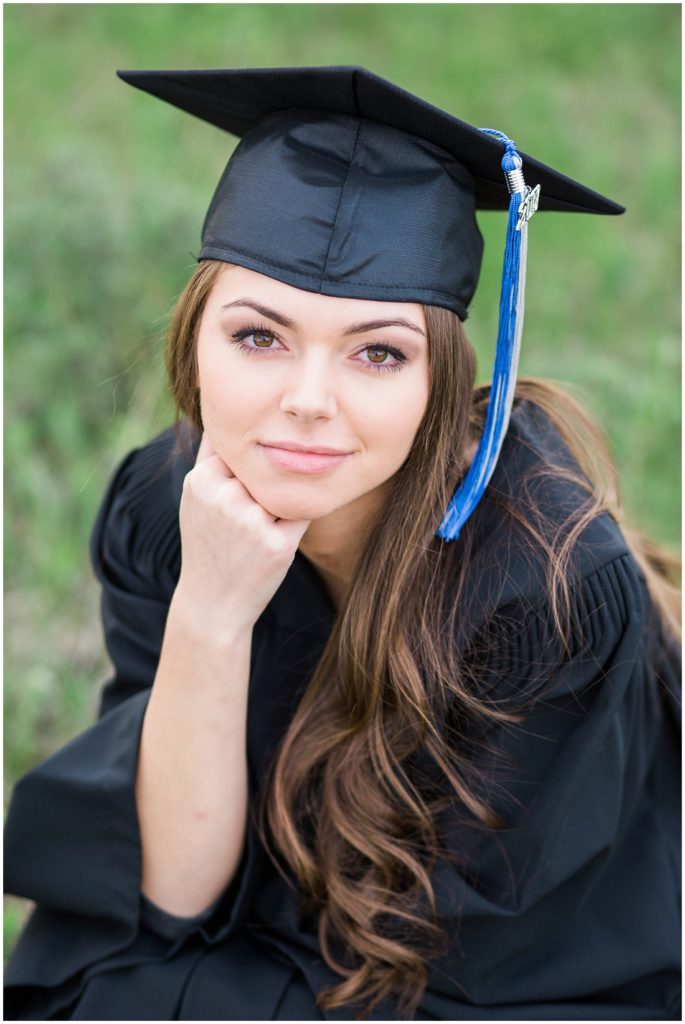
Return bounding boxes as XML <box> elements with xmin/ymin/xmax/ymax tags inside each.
<box><xmin>279</xmin><ymin>350</ymin><xmax>338</xmax><ymax>422</ymax></box>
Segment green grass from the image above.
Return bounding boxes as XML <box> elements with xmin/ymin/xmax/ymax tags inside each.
<box><xmin>4</xmin><ymin>2</ymin><xmax>681</xmax><ymax>959</ymax></box>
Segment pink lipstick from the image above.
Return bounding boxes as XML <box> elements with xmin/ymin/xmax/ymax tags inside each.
<box><xmin>258</xmin><ymin>444</ymin><xmax>352</xmax><ymax>474</ymax></box>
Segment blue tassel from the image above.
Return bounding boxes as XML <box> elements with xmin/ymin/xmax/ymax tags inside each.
<box><xmin>437</xmin><ymin>130</ymin><xmax>537</xmax><ymax>542</ymax></box>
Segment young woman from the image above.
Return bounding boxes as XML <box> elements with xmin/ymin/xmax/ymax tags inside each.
<box><xmin>4</xmin><ymin>66</ymin><xmax>681</xmax><ymax>1021</ymax></box>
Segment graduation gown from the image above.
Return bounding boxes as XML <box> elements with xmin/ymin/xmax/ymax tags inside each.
<box><xmin>4</xmin><ymin>400</ymin><xmax>681</xmax><ymax>1021</ymax></box>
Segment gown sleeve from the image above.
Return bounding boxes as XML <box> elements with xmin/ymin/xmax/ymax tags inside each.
<box><xmin>3</xmin><ymin>429</ymin><xmax>262</xmax><ymax>1003</ymax></box>
<box><xmin>417</xmin><ymin>548</ymin><xmax>681</xmax><ymax>1017</ymax></box>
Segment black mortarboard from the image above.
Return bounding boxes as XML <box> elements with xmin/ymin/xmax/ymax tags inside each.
<box><xmin>117</xmin><ymin>64</ymin><xmax>624</xmax><ymax>539</ymax></box>
<box><xmin>117</xmin><ymin>65</ymin><xmax>622</xmax><ymax>320</ymax></box>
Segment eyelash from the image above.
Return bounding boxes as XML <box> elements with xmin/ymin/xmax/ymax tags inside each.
<box><xmin>229</xmin><ymin>323</ymin><xmax>408</xmax><ymax>374</ymax></box>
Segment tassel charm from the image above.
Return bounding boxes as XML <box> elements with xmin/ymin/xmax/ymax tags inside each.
<box><xmin>517</xmin><ymin>185</ymin><xmax>541</xmax><ymax>230</ymax></box>
<box><xmin>437</xmin><ymin>130</ymin><xmax>540</xmax><ymax>542</ymax></box>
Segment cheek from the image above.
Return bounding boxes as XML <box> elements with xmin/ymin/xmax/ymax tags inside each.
<box><xmin>359</xmin><ymin>381</ymin><xmax>428</xmax><ymax>463</ymax></box>
<box><xmin>197</xmin><ymin>352</ymin><xmax>264</xmax><ymax>436</ymax></box>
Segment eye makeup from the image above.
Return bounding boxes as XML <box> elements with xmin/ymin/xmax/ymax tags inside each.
<box><xmin>228</xmin><ymin>323</ymin><xmax>409</xmax><ymax>374</ymax></box>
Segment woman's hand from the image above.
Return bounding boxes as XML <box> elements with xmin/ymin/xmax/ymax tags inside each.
<box><xmin>139</xmin><ymin>430</ymin><xmax>287</xmax><ymax>913</ymax></box>
<box><xmin>173</xmin><ymin>432</ymin><xmax>311</xmax><ymax>638</ymax></box>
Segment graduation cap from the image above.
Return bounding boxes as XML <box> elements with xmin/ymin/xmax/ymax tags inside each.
<box><xmin>117</xmin><ymin>65</ymin><xmax>624</xmax><ymax>541</ymax></box>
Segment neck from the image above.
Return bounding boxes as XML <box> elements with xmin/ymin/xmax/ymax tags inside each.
<box><xmin>298</xmin><ymin>484</ymin><xmax>389</xmax><ymax>609</ymax></box>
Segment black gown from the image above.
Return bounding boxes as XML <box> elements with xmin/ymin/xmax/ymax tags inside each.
<box><xmin>4</xmin><ymin>400</ymin><xmax>681</xmax><ymax>1021</ymax></box>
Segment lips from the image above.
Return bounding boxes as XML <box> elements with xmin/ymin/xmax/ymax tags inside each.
<box><xmin>258</xmin><ymin>443</ymin><xmax>352</xmax><ymax>475</ymax></box>
<box><xmin>261</xmin><ymin>441</ymin><xmax>351</xmax><ymax>455</ymax></box>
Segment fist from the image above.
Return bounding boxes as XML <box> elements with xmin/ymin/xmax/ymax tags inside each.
<box><xmin>174</xmin><ymin>432</ymin><xmax>311</xmax><ymax>637</ymax></box>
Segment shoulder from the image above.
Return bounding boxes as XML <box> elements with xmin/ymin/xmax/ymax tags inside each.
<box><xmin>89</xmin><ymin>422</ymin><xmax>199</xmax><ymax>600</ymax></box>
<box><xmin>458</xmin><ymin>399</ymin><xmax>652</xmax><ymax>699</ymax></box>
<box><xmin>466</xmin><ymin>397</ymin><xmax>635</xmax><ymax>609</ymax></box>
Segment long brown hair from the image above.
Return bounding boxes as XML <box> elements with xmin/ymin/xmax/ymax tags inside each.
<box><xmin>166</xmin><ymin>259</ymin><xmax>680</xmax><ymax>1019</ymax></box>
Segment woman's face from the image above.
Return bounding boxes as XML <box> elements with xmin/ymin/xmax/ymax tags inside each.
<box><xmin>196</xmin><ymin>265</ymin><xmax>430</xmax><ymax>523</ymax></box>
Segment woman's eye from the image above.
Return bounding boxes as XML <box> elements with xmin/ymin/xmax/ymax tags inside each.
<box><xmin>250</xmin><ymin>331</ymin><xmax>275</xmax><ymax>348</ymax></box>
<box><xmin>230</xmin><ymin>325</ymin><xmax>281</xmax><ymax>354</ymax></box>
<box><xmin>357</xmin><ymin>345</ymin><xmax>407</xmax><ymax>373</ymax></box>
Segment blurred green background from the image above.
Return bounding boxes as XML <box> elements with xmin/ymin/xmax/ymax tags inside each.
<box><xmin>4</xmin><ymin>3</ymin><xmax>681</xmax><ymax>956</ymax></box>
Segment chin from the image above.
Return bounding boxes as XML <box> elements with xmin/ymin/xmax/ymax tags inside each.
<box><xmin>252</xmin><ymin>483</ymin><xmax>343</xmax><ymax>522</ymax></box>
<box><xmin>260</xmin><ymin>496</ymin><xmax>337</xmax><ymax>522</ymax></box>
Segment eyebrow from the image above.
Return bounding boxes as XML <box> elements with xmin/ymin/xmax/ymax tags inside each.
<box><xmin>220</xmin><ymin>298</ymin><xmax>426</xmax><ymax>338</ymax></box>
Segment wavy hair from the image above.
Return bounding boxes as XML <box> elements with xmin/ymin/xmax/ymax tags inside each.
<box><xmin>166</xmin><ymin>259</ymin><xmax>680</xmax><ymax>1019</ymax></box>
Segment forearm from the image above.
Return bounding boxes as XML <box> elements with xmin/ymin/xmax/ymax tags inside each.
<box><xmin>135</xmin><ymin>591</ymin><xmax>252</xmax><ymax>917</ymax></box>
